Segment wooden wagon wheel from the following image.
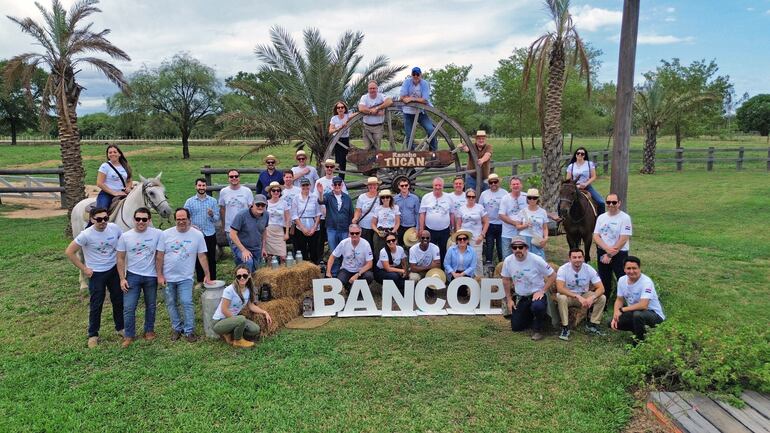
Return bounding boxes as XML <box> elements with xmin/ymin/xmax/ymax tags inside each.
<box><xmin>323</xmin><ymin>101</ymin><xmax>483</xmax><ymax>194</ymax></box>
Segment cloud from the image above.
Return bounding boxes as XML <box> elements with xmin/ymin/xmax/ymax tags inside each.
<box><xmin>664</xmin><ymin>17</ymin><xmax>676</xmax><ymax>22</ymax></box>
<box><xmin>637</xmin><ymin>34</ymin><xmax>695</xmax><ymax>45</ymax></box>
<box><xmin>665</xmin><ymin>7</ymin><xmax>676</xmax><ymax>13</ymax></box>
<box><xmin>571</xmin><ymin>5</ymin><xmax>622</xmax><ymax>31</ymax></box>
<box><xmin>746</xmin><ymin>7</ymin><xmax>754</xmax><ymax>11</ymax></box>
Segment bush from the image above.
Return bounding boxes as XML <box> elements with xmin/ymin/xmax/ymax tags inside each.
<box><xmin>617</xmin><ymin>321</ymin><xmax>770</xmax><ymax>396</ymax></box>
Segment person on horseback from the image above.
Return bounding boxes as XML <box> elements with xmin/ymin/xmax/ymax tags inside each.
<box><xmin>96</xmin><ymin>144</ymin><xmax>133</xmax><ymax>211</ymax></box>
<box><xmin>565</xmin><ymin>147</ymin><xmax>605</xmax><ymax>215</ymax></box>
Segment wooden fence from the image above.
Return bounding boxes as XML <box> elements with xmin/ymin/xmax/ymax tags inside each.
<box><xmin>0</xmin><ymin>167</ymin><xmax>66</xmax><ymax>208</ymax></box>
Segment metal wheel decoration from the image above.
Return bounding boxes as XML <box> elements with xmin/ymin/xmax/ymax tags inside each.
<box><xmin>324</xmin><ymin>101</ymin><xmax>483</xmax><ymax>193</ymax></box>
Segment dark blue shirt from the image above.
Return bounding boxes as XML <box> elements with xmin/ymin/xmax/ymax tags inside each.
<box><xmin>256</xmin><ymin>169</ymin><xmax>284</xmax><ymax>196</ymax></box>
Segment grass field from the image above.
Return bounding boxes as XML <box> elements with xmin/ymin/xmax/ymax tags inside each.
<box><xmin>0</xmin><ymin>138</ymin><xmax>768</xmax><ymax>432</ymax></box>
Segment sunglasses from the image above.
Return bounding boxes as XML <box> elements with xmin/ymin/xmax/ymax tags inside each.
<box><xmin>255</xmin><ymin>203</ymin><xmax>266</xmax><ymax>207</ymax></box>
<box><xmin>382</xmin><ymin>196</ymin><xmax>391</xmax><ymax>199</ymax></box>
<box><xmin>512</xmin><ymin>245</ymin><xmax>527</xmax><ymax>250</ymax></box>
<box><xmin>466</xmin><ymin>195</ymin><xmax>476</xmax><ymax>199</ymax></box>
<box><xmin>301</xmin><ymin>184</ymin><xmax>310</xmax><ymax>187</ymax></box>
<box><xmin>576</xmin><ymin>151</ymin><xmax>586</xmax><ymax>155</ymax></box>
<box><xmin>349</xmin><ymin>232</ymin><xmax>361</xmax><ymax>236</ymax></box>
<box><xmin>134</xmin><ymin>217</ymin><xmax>149</xmax><ymax>222</ymax></box>
<box><xmin>271</xmin><ymin>189</ymin><xmax>281</xmax><ymax>193</ymax></box>
<box><xmin>606</xmin><ymin>200</ymin><xmax>618</xmax><ymax>205</ymax></box>
<box><xmin>399</xmin><ymin>184</ymin><xmax>409</xmax><ymax>188</ymax></box>
<box><xmin>297</xmin><ymin>157</ymin><xmax>306</xmax><ymax>161</ymax></box>
<box><xmin>456</xmin><ymin>237</ymin><xmax>468</xmax><ymax>242</ymax></box>
<box><xmin>412</xmin><ymin>73</ymin><xmax>420</xmax><ymax>77</ymax></box>
<box><xmin>266</xmin><ymin>161</ymin><xmax>276</xmax><ymax>164</ymax></box>
<box><xmin>229</xmin><ymin>175</ymin><xmax>239</xmax><ymax>178</ymax></box>
<box><xmin>386</xmin><ymin>239</ymin><xmax>397</xmax><ymax>243</ymax></box>
<box><xmin>420</xmin><ymin>237</ymin><xmax>431</xmax><ymax>241</ymax></box>
<box><xmin>488</xmin><ymin>181</ymin><xmax>499</xmax><ymax>184</ymax></box>
<box><xmin>335</xmin><ymin>106</ymin><xmax>345</xmax><ymax>109</ymax></box>
<box><xmin>333</xmin><ymin>182</ymin><xmax>342</xmax><ymax>186</ymax></box>
<box><xmin>325</xmin><ymin>165</ymin><xmax>335</xmax><ymax>168</ymax></box>
<box><xmin>93</xmin><ymin>216</ymin><xmax>108</xmax><ymax>223</ymax></box>
<box><xmin>235</xmin><ymin>274</ymin><xmax>250</xmax><ymax>280</ymax></box>
<box><xmin>527</xmin><ymin>197</ymin><xmax>539</xmax><ymax>200</ymax></box>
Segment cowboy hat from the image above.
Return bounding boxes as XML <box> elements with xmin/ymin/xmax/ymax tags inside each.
<box><xmin>425</xmin><ymin>268</ymin><xmax>446</xmax><ymax>283</ymax></box>
<box><xmin>264</xmin><ymin>155</ymin><xmax>278</xmax><ymax>164</ymax></box>
<box><xmin>403</xmin><ymin>228</ymin><xmax>419</xmax><ymax>247</ymax></box>
<box><xmin>267</xmin><ymin>181</ymin><xmax>284</xmax><ymax>191</ymax></box>
<box><xmin>378</xmin><ymin>189</ymin><xmax>393</xmax><ymax>198</ymax></box>
<box><xmin>366</xmin><ymin>177</ymin><xmax>382</xmax><ymax>185</ymax></box>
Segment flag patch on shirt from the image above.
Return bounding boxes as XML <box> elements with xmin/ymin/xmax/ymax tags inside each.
<box><xmin>644</xmin><ymin>287</ymin><xmax>653</xmax><ymax>293</ymax></box>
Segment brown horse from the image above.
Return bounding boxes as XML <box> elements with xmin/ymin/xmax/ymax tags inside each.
<box><xmin>558</xmin><ymin>180</ymin><xmax>597</xmax><ymax>262</ymax></box>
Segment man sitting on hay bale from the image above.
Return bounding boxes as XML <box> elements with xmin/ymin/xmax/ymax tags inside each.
<box><xmin>555</xmin><ymin>248</ymin><xmax>607</xmax><ymax>341</ymax></box>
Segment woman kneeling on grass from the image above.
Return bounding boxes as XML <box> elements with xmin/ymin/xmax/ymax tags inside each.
<box><xmin>212</xmin><ymin>265</ymin><xmax>273</xmax><ymax>348</ymax></box>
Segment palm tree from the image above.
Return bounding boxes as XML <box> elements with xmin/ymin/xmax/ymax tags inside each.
<box><xmin>523</xmin><ymin>0</ymin><xmax>590</xmax><ymax>212</ymax></box>
<box><xmin>634</xmin><ymin>80</ymin><xmax>716</xmax><ymax>174</ymax></box>
<box><xmin>219</xmin><ymin>26</ymin><xmax>405</xmax><ymax>165</ymax></box>
<box><xmin>5</xmin><ymin>0</ymin><xmax>130</xmax><ymax>221</ymax></box>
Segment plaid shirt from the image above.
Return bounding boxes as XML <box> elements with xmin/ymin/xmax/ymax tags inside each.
<box><xmin>184</xmin><ymin>194</ymin><xmax>220</xmax><ymax>236</ymax></box>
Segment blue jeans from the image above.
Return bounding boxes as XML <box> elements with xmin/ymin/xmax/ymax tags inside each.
<box><xmin>95</xmin><ymin>191</ymin><xmax>114</xmax><ymax>210</ymax></box>
<box><xmin>522</xmin><ymin>236</ymin><xmax>546</xmax><ymax>260</ymax></box>
<box><xmin>226</xmin><ymin>233</ymin><xmax>240</xmax><ymax>265</ymax></box>
<box><xmin>501</xmin><ymin>236</ymin><xmax>513</xmax><ymax>259</ymax></box>
<box><xmin>404</xmin><ymin>112</ymin><xmax>437</xmax><ymax>151</ymax></box>
<box><xmin>326</xmin><ymin>228</ymin><xmax>348</xmax><ymax>276</ymax></box>
<box><xmin>88</xmin><ymin>266</ymin><xmax>123</xmax><ymax>337</ymax></box>
<box><xmin>233</xmin><ymin>244</ymin><xmax>262</xmax><ymax>273</ymax></box>
<box><xmin>465</xmin><ymin>175</ymin><xmax>489</xmax><ymax>193</ymax></box>
<box><xmin>165</xmin><ymin>279</ymin><xmax>195</xmax><ymax>335</ymax></box>
<box><xmin>123</xmin><ymin>272</ymin><xmax>158</xmax><ymax>338</ymax></box>
<box><xmin>584</xmin><ymin>184</ymin><xmax>605</xmax><ymax>215</ymax></box>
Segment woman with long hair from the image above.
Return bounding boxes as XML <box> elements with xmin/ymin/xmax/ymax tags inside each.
<box><xmin>566</xmin><ymin>146</ymin><xmax>605</xmax><ymax>214</ymax></box>
<box><xmin>96</xmin><ymin>144</ymin><xmax>133</xmax><ymax>210</ymax></box>
<box><xmin>371</xmin><ymin>189</ymin><xmax>400</xmax><ymax>255</ymax></box>
<box><xmin>375</xmin><ymin>232</ymin><xmax>407</xmax><ymax>292</ymax></box>
<box><xmin>212</xmin><ymin>265</ymin><xmax>273</xmax><ymax>348</ymax></box>
<box><xmin>328</xmin><ymin>100</ymin><xmax>351</xmax><ymax>178</ymax></box>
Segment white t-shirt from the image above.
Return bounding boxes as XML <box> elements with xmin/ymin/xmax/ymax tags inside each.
<box><xmin>409</xmin><ymin>243</ymin><xmax>441</xmax><ymax>267</ymax></box>
<box><xmin>329</xmin><ymin>114</ymin><xmax>350</xmax><ymax>138</ymax></box>
<box><xmin>358</xmin><ymin>93</ymin><xmax>386</xmax><ymax>124</ymax></box>
<box><xmin>292</xmin><ymin>193</ymin><xmax>322</xmax><ymax>229</ymax></box>
<box><xmin>594</xmin><ymin>211</ymin><xmax>633</xmax><ymax>251</ymax></box>
<box><xmin>291</xmin><ymin>165</ymin><xmax>319</xmax><ymax>187</ymax></box>
<box><xmin>566</xmin><ymin>161</ymin><xmax>595</xmax><ymax>185</ymax></box>
<box><xmin>218</xmin><ymin>186</ymin><xmax>253</xmax><ymax>233</ymax></box>
<box><xmin>282</xmin><ymin>186</ymin><xmax>300</xmax><ymax>211</ymax></box>
<box><xmin>617</xmin><ymin>274</ymin><xmax>665</xmax><ymax>320</ymax></box>
<box><xmin>420</xmin><ymin>193</ymin><xmax>453</xmax><ymax>231</ymax></box>
<box><xmin>449</xmin><ymin>192</ymin><xmax>467</xmax><ymax>217</ymax></box>
<box><xmin>457</xmin><ymin>204</ymin><xmax>487</xmax><ymax>238</ymax></box>
<box><xmin>516</xmin><ymin>207</ymin><xmax>549</xmax><ymax>239</ymax></box>
<box><xmin>212</xmin><ymin>284</ymin><xmax>251</xmax><ymax>321</ymax></box>
<box><xmin>74</xmin><ymin>223</ymin><xmax>123</xmax><ymax>272</ymax></box>
<box><xmin>500</xmin><ymin>193</ymin><xmax>528</xmax><ymax>238</ymax></box>
<box><xmin>373</xmin><ymin>204</ymin><xmax>399</xmax><ymax>229</ymax></box>
<box><xmin>117</xmin><ymin>227</ymin><xmax>162</xmax><ymax>277</ymax></box>
<box><xmin>480</xmin><ymin>188</ymin><xmax>508</xmax><ymax>225</ymax></box>
<box><xmin>332</xmin><ymin>238</ymin><xmax>374</xmax><ymax>273</ymax></box>
<box><xmin>556</xmin><ymin>262</ymin><xmax>602</xmax><ymax>294</ymax></box>
<box><xmin>98</xmin><ymin>162</ymin><xmax>128</xmax><ymax>192</ymax></box>
<box><xmin>356</xmin><ymin>193</ymin><xmax>379</xmax><ymax>229</ymax></box>
<box><xmin>157</xmin><ymin>227</ymin><xmax>207</xmax><ymax>283</ymax></box>
<box><xmin>500</xmin><ymin>252</ymin><xmax>554</xmax><ymax>296</ymax></box>
<box><xmin>267</xmin><ymin>199</ymin><xmax>288</xmax><ymax>227</ymax></box>
<box><xmin>377</xmin><ymin>245</ymin><xmax>406</xmax><ymax>269</ymax></box>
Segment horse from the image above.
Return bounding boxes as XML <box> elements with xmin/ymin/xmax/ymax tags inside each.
<box><xmin>70</xmin><ymin>173</ymin><xmax>173</xmax><ymax>289</ymax></box>
<box><xmin>558</xmin><ymin>180</ymin><xmax>597</xmax><ymax>262</ymax></box>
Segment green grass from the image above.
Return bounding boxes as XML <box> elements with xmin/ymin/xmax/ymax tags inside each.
<box><xmin>0</xmin><ymin>140</ymin><xmax>768</xmax><ymax>432</ymax></box>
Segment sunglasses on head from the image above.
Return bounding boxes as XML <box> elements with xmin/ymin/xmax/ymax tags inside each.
<box><xmin>512</xmin><ymin>245</ymin><xmax>527</xmax><ymax>250</ymax></box>
<box><xmin>606</xmin><ymin>200</ymin><xmax>618</xmax><ymax>205</ymax></box>
<box><xmin>349</xmin><ymin>232</ymin><xmax>361</xmax><ymax>236</ymax></box>
<box><xmin>527</xmin><ymin>196</ymin><xmax>538</xmax><ymax>200</ymax></box>
<box><xmin>93</xmin><ymin>216</ymin><xmax>108</xmax><ymax>223</ymax></box>
<box><xmin>134</xmin><ymin>217</ymin><xmax>149</xmax><ymax>222</ymax></box>
<box><xmin>235</xmin><ymin>274</ymin><xmax>250</xmax><ymax>280</ymax></box>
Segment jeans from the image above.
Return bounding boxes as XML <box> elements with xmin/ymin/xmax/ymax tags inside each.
<box><xmin>484</xmin><ymin>224</ymin><xmax>503</xmax><ymax>264</ymax></box>
<box><xmin>95</xmin><ymin>191</ymin><xmax>114</xmax><ymax>210</ymax></box>
<box><xmin>123</xmin><ymin>272</ymin><xmax>158</xmax><ymax>338</ymax></box>
<box><xmin>585</xmin><ymin>184</ymin><xmax>605</xmax><ymax>215</ymax></box>
<box><xmin>233</xmin><ymin>244</ymin><xmax>262</xmax><ymax>273</ymax></box>
<box><xmin>226</xmin><ymin>233</ymin><xmax>239</xmax><ymax>265</ymax></box>
<box><xmin>596</xmin><ymin>249</ymin><xmax>627</xmax><ymax>301</ymax></box>
<box><xmin>164</xmin><ymin>279</ymin><xmax>195</xmax><ymax>335</ymax></box>
<box><xmin>465</xmin><ymin>175</ymin><xmax>488</xmax><ymax>193</ymax></box>
<box><xmin>611</xmin><ymin>310</ymin><xmax>663</xmax><ymax>341</ymax></box>
<box><xmin>501</xmin><ymin>236</ymin><xmax>513</xmax><ymax>259</ymax></box>
<box><xmin>337</xmin><ymin>269</ymin><xmax>374</xmax><ymax>290</ymax></box>
<box><xmin>404</xmin><ymin>112</ymin><xmax>437</xmax><ymax>151</ymax></box>
<box><xmin>427</xmin><ymin>227</ymin><xmax>450</xmax><ymax>267</ymax></box>
<box><xmin>375</xmin><ymin>268</ymin><xmax>405</xmax><ymax>292</ymax></box>
<box><xmin>510</xmin><ymin>294</ymin><xmax>548</xmax><ymax>332</ymax></box>
<box><xmin>336</xmin><ymin>137</ymin><xmax>349</xmax><ymax>178</ymax></box>
<box><xmin>326</xmin><ymin>228</ymin><xmax>348</xmax><ymax>275</ymax></box>
<box><xmin>88</xmin><ymin>266</ymin><xmax>124</xmax><ymax>337</ymax></box>
<box><xmin>195</xmin><ymin>234</ymin><xmax>217</xmax><ymax>282</ymax></box>
<box><xmin>213</xmin><ymin>316</ymin><xmax>260</xmax><ymax>340</ymax></box>
<box><xmin>522</xmin><ymin>236</ymin><xmax>546</xmax><ymax>260</ymax></box>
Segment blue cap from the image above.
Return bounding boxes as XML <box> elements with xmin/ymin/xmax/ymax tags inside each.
<box><xmin>332</xmin><ymin>176</ymin><xmax>343</xmax><ymax>183</ymax></box>
<box><xmin>411</xmin><ymin>67</ymin><xmax>422</xmax><ymax>75</ymax></box>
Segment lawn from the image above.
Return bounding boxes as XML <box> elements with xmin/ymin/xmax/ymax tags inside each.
<box><xmin>0</xmin><ymin>140</ymin><xmax>768</xmax><ymax>432</ymax></box>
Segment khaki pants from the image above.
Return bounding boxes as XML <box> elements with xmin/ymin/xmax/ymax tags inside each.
<box><xmin>556</xmin><ymin>293</ymin><xmax>606</xmax><ymax>326</ymax></box>
<box><xmin>363</xmin><ymin>123</ymin><xmax>383</xmax><ymax>150</ymax></box>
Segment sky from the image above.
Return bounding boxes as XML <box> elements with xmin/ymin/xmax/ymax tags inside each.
<box><xmin>1</xmin><ymin>0</ymin><xmax>768</xmax><ymax>115</ymax></box>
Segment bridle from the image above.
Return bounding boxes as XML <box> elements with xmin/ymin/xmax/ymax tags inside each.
<box><xmin>558</xmin><ymin>183</ymin><xmax>586</xmax><ymax>223</ymax></box>
<box><xmin>116</xmin><ymin>181</ymin><xmax>169</xmax><ymax>229</ymax></box>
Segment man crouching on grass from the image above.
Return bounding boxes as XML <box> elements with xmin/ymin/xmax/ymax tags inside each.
<box><xmin>609</xmin><ymin>256</ymin><xmax>665</xmax><ymax>343</ymax></box>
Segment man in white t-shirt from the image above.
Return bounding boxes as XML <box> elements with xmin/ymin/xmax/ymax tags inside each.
<box><xmin>325</xmin><ymin>224</ymin><xmax>374</xmax><ymax>290</ymax></box>
<box><xmin>610</xmin><ymin>256</ymin><xmax>665</xmax><ymax>342</ymax></box>
<box><xmin>156</xmin><ymin>208</ymin><xmax>211</xmax><ymax>342</ymax></box>
<box><xmin>499</xmin><ymin>176</ymin><xmax>528</xmax><ymax>258</ymax></box>
<box><xmin>218</xmin><ymin>169</ymin><xmax>254</xmax><ymax>262</ymax></box>
<box><xmin>480</xmin><ymin>173</ymin><xmax>508</xmax><ymax>266</ymax></box>
<box><xmin>500</xmin><ymin>236</ymin><xmax>556</xmax><ymax>341</ymax></box>
<box><xmin>291</xmin><ymin>150</ymin><xmax>319</xmax><ymax>186</ymax></box>
<box><xmin>408</xmin><ymin>231</ymin><xmax>442</xmax><ymax>282</ymax></box>
<box><xmin>116</xmin><ymin>207</ymin><xmax>162</xmax><ymax>348</ymax></box>
<box><xmin>555</xmin><ymin>248</ymin><xmax>607</xmax><ymax>341</ymax></box>
<box><xmin>358</xmin><ymin>80</ymin><xmax>393</xmax><ymax>150</ymax></box>
<box><xmin>419</xmin><ymin>177</ymin><xmax>453</xmax><ymax>265</ymax></box>
<box><xmin>448</xmin><ymin>176</ymin><xmax>467</xmax><ymax>230</ymax></box>
<box><xmin>65</xmin><ymin>207</ymin><xmax>124</xmax><ymax>348</ymax></box>
<box><xmin>592</xmin><ymin>193</ymin><xmax>633</xmax><ymax>300</ymax></box>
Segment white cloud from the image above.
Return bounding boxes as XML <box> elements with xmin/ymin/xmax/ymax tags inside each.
<box><xmin>665</xmin><ymin>7</ymin><xmax>676</xmax><ymax>13</ymax></box>
<box><xmin>766</xmin><ymin>9</ymin><xmax>770</xmax><ymax>15</ymax></box>
<box><xmin>664</xmin><ymin>17</ymin><xmax>676</xmax><ymax>22</ymax></box>
<box><xmin>637</xmin><ymin>34</ymin><xmax>695</xmax><ymax>45</ymax></box>
<box><xmin>571</xmin><ymin>5</ymin><xmax>622</xmax><ymax>31</ymax></box>
<box><xmin>746</xmin><ymin>7</ymin><xmax>754</xmax><ymax>11</ymax></box>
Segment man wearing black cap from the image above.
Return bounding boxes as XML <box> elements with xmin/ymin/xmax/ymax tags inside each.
<box><xmin>400</xmin><ymin>67</ymin><xmax>437</xmax><ymax>151</ymax></box>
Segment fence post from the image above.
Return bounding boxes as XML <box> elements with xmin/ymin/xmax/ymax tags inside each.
<box><xmin>58</xmin><ymin>165</ymin><xmax>66</xmax><ymax>209</ymax></box>
<box><xmin>602</xmin><ymin>150</ymin><xmax>609</xmax><ymax>174</ymax></box>
<box><xmin>675</xmin><ymin>148</ymin><xmax>684</xmax><ymax>171</ymax></box>
<box><xmin>531</xmin><ymin>160</ymin><xmax>538</xmax><ymax>173</ymax></box>
<box><xmin>737</xmin><ymin>146</ymin><xmax>744</xmax><ymax>171</ymax></box>
<box><xmin>706</xmin><ymin>147</ymin><xmax>715</xmax><ymax>171</ymax></box>
<box><xmin>203</xmin><ymin>165</ymin><xmax>212</xmax><ymax>196</ymax></box>
<box><xmin>767</xmin><ymin>147</ymin><xmax>770</xmax><ymax>172</ymax></box>
<box><xmin>511</xmin><ymin>158</ymin><xmax>518</xmax><ymax>176</ymax></box>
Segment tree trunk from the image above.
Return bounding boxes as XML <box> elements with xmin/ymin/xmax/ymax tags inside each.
<box><xmin>10</xmin><ymin>120</ymin><xmax>17</xmax><ymax>145</ymax></box>
<box><xmin>58</xmin><ymin>91</ymin><xmax>86</xmax><ymax>236</ymax></box>
<box><xmin>519</xmin><ymin>134</ymin><xmax>525</xmax><ymax>159</ymax></box>
<box><xmin>531</xmin><ymin>134</ymin><xmax>535</xmax><ymax>150</ymax></box>
<box><xmin>541</xmin><ymin>42</ymin><xmax>566</xmax><ymax>213</ymax></box>
<box><xmin>569</xmin><ymin>133</ymin><xmax>574</xmax><ymax>152</ymax></box>
<box><xmin>675</xmin><ymin>123</ymin><xmax>682</xmax><ymax>148</ymax></box>
<box><xmin>640</xmin><ymin>126</ymin><xmax>657</xmax><ymax>174</ymax></box>
<box><xmin>181</xmin><ymin>127</ymin><xmax>190</xmax><ymax>159</ymax></box>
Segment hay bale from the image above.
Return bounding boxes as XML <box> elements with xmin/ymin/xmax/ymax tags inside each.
<box><xmin>244</xmin><ymin>297</ymin><xmax>302</xmax><ymax>336</ymax></box>
<box><xmin>252</xmin><ymin>261</ymin><xmax>321</xmax><ymax>299</ymax></box>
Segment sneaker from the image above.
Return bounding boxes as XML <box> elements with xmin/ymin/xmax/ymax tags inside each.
<box><xmin>185</xmin><ymin>334</ymin><xmax>199</xmax><ymax>343</ymax></box>
<box><xmin>116</xmin><ymin>329</ymin><xmax>125</xmax><ymax>338</ymax></box>
<box><xmin>170</xmin><ymin>331</ymin><xmax>181</xmax><ymax>341</ymax></box>
<box><xmin>559</xmin><ymin>327</ymin><xmax>570</xmax><ymax>341</ymax></box>
<box><xmin>586</xmin><ymin>323</ymin><xmax>607</xmax><ymax>336</ymax></box>
<box><xmin>531</xmin><ymin>332</ymin><xmax>544</xmax><ymax>341</ymax></box>
<box><xmin>121</xmin><ymin>337</ymin><xmax>134</xmax><ymax>348</ymax></box>
<box><xmin>87</xmin><ymin>336</ymin><xmax>99</xmax><ymax>349</ymax></box>
<box><xmin>143</xmin><ymin>331</ymin><xmax>156</xmax><ymax>341</ymax></box>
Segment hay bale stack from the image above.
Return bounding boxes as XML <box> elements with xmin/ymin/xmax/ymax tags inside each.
<box><xmin>252</xmin><ymin>261</ymin><xmax>321</xmax><ymax>299</ymax></box>
<box><xmin>245</xmin><ymin>297</ymin><xmax>302</xmax><ymax>336</ymax></box>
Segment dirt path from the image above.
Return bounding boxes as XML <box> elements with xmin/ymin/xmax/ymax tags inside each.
<box><xmin>1</xmin><ymin>184</ymin><xmax>99</xmax><ymax>219</ymax></box>
<box><xmin>9</xmin><ymin>147</ymin><xmax>170</xmax><ymax>169</ymax></box>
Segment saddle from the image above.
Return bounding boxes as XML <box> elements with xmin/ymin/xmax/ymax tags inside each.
<box><xmin>579</xmin><ymin>190</ymin><xmax>598</xmax><ymax>217</ymax></box>
<box><xmin>83</xmin><ymin>195</ymin><xmax>127</xmax><ymax>222</ymax></box>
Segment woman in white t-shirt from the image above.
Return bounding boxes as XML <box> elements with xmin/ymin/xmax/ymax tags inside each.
<box><xmin>265</xmin><ymin>181</ymin><xmax>290</xmax><ymax>263</ymax></box>
<box><xmin>566</xmin><ymin>147</ymin><xmax>605</xmax><ymax>214</ymax></box>
<box><xmin>515</xmin><ymin>188</ymin><xmax>549</xmax><ymax>259</ymax></box>
<box><xmin>455</xmin><ymin>188</ymin><xmax>488</xmax><ymax>277</ymax></box>
<box><xmin>328</xmin><ymin>100</ymin><xmax>353</xmax><ymax>177</ymax></box>
<box><xmin>375</xmin><ymin>233</ymin><xmax>407</xmax><ymax>292</ymax></box>
<box><xmin>212</xmin><ymin>265</ymin><xmax>273</xmax><ymax>348</ymax></box>
<box><xmin>96</xmin><ymin>144</ymin><xmax>133</xmax><ymax>210</ymax></box>
<box><xmin>371</xmin><ymin>189</ymin><xmax>400</xmax><ymax>255</ymax></box>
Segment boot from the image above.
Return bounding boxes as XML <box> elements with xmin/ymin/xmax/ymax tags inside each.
<box><xmin>232</xmin><ymin>338</ymin><xmax>255</xmax><ymax>348</ymax></box>
<box><xmin>222</xmin><ymin>333</ymin><xmax>233</xmax><ymax>346</ymax></box>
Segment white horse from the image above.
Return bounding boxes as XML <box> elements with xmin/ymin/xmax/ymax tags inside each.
<box><xmin>70</xmin><ymin>173</ymin><xmax>173</xmax><ymax>289</ymax></box>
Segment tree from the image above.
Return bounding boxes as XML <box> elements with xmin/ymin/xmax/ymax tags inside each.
<box><xmin>0</xmin><ymin>60</ymin><xmax>48</xmax><ymax>144</ymax></box>
<box><xmin>5</xmin><ymin>0</ymin><xmax>130</xmax><ymax>219</ymax></box>
<box><xmin>423</xmin><ymin>64</ymin><xmax>479</xmax><ymax>133</ymax></box>
<box><xmin>109</xmin><ymin>53</ymin><xmax>220</xmax><ymax>159</ymax></box>
<box><xmin>736</xmin><ymin>94</ymin><xmax>770</xmax><ymax>136</ymax></box>
<box><xmin>219</xmin><ymin>26</ymin><xmax>405</xmax><ymax>165</ymax></box>
<box><xmin>523</xmin><ymin>0</ymin><xmax>591</xmax><ymax>212</ymax></box>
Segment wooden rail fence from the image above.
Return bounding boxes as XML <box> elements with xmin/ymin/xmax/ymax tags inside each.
<box><xmin>0</xmin><ymin>167</ymin><xmax>66</xmax><ymax>208</ymax></box>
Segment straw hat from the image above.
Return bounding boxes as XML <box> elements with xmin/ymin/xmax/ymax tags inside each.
<box><xmin>323</xmin><ymin>159</ymin><xmax>337</xmax><ymax>167</ymax></box>
<box><xmin>295</xmin><ymin>150</ymin><xmax>307</xmax><ymax>158</ymax></box>
<box><xmin>452</xmin><ymin>229</ymin><xmax>474</xmax><ymax>243</ymax></box>
<box><xmin>366</xmin><ymin>177</ymin><xmax>381</xmax><ymax>185</ymax></box>
<box><xmin>378</xmin><ymin>189</ymin><xmax>393</xmax><ymax>198</ymax></box>
<box><xmin>403</xmin><ymin>228</ymin><xmax>419</xmax><ymax>247</ymax></box>
<box><xmin>526</xmin><ymin>188</ymin><xmax>540</xmax><ymax>197</ymax></box>
<box><xmin>476</xmin><ymin>130</ymin><xmax>487</xmax><ymax>137</ymax></box>
<box><xmin>425</xmin><ymin>268</ymin><xmax>447</xmax><ymax>283</ymax></box>
<box><xmin>264</xmin><ymin>155</ymin><xmax>278</xmax><ymax>164</ymax></box>
<box><xmin>487</xmin><ymin>173</ymin><xmax>500</xmax><ymax>183</ymax></box>
<box><xmin>268</xmin><ymin>181</ymin><xmax>284</xmax><ymax>191</ymax></box>
<box><xmin>510</xmin><ymin>236</ymin><xmax>528</xmax><ymax>247</ymax></box>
